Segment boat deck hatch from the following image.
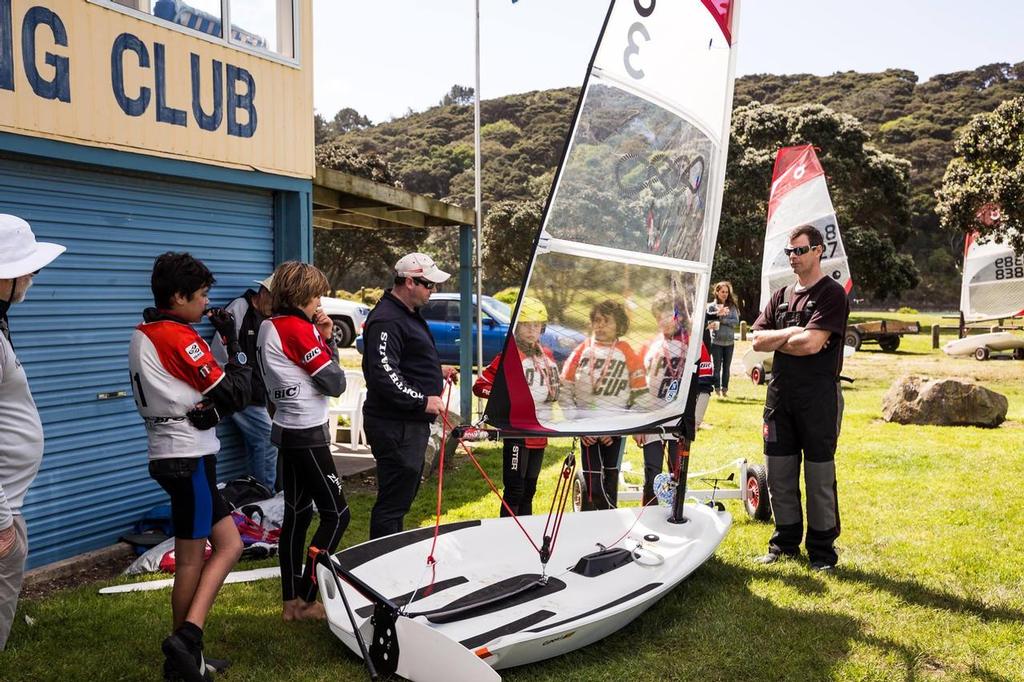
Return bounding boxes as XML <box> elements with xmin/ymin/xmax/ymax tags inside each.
<box><xmin>571</xmin><ymin>547</ymin><xmax>634</xmax><ymax>577</ymax></box>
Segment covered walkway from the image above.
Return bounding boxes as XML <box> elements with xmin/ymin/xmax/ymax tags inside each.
<box><xmin>313</xmin><ymin>165</ymin><xmax>479</xmax><ymax>413</ymax></box>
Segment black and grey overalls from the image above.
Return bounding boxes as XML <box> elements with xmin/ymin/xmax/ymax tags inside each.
<box><xmin>763</xmin><ymin>285</ymin><xmax>844</xmax><ymax>565</ymax></box>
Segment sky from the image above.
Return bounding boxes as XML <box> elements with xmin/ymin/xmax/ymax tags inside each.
<box><xmin>312</xmin><ymin>0</ymin><xmax>1024</xmax><ymax>124</ymax></box>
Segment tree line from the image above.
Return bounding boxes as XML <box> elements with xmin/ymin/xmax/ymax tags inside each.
<box><xmin>314</xmin><ymin>64</ymin><xmax>1024</xmax><ymax>318</ymax></box>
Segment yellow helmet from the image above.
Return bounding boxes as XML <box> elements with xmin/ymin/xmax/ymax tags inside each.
<box><xmin>517</xmin><ymin>296</ymin><xmax>548</xmax><ymax>323</ymax></box>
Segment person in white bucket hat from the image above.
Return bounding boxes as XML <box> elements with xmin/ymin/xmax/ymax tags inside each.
<box><xmin>0</xmin><ymin>214</ymin><xmax>65</xmax><ymax>650</ymax></box>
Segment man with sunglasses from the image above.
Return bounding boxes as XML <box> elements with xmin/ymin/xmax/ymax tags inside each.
<box><xmin>362</xmin><ymin>252</ymin><xmax>451</xmax><ymax>538</ymax></box>
<box><xmin>751</xmin><ymin>224</ymin><xmax>849</xmax><ymax>572</ymax></box>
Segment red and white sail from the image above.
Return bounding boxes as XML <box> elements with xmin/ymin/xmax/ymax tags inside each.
<box><xmin>759</xmin><ymin>145</ymin><xmax>852</xmax><ymax>310</ymax></box>
<box><xmin>961</xmin><ymin>229</ymin><xmax>1024</xmax><ymax>321</ymax></box>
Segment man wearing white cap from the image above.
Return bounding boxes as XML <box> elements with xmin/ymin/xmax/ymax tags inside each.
<box><xmin>0</xmin><ymin>214</ymin><xmax>65</xmax><ymax>650</ymax></box>
<box><xmin>210</xmin><ymin>276</ymin><xmax>277</xmax><ymax>490</ymax></box>
<box><xmin>362</xmin><ymin>252</ymin><xmax>451</xmax><ymax>538</ymax></box>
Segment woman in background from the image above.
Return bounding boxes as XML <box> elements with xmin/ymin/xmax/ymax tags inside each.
<box><xmin>708</xmin><ymin>281</ymin><xmax>740</xmax><ymax>397</ymax></box>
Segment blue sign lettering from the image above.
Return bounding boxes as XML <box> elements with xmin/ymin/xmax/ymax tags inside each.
<box><xmin>2</xmin><ymin>5</ymin><xmax>260</xmax><ymax>140</ymax></box>
<box><xmin>111</xmin><ymin>33</ymin><xmax>150</xmax><ymax>116</ymax></box>
<box><xmin>190</xmin><ymin>54</ymin><xmax>223</xmax><ymax>132</ymax></box>
<box><xmin>21</xmin><ymin>6</ymin><xmax>69</xmax><ymax>102</ymax></box>
<box><xmin>0</xmin><ymin>0</ymin><xmax>12</xmax><ymax>91</ymax></box>
<box><xmin>154</xmin><ymin>43</ymin><xmax>185</xmax><ymax>126</ymax></box>
<box><xmin>226</xmin><ymin>64</ymin><xmax>256</xmax><ymax>138</ymax></box>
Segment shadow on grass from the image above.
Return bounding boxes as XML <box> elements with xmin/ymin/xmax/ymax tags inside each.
<box><xmin>716</xmin><ymin>396</ymin><xmax>763</xmax><ymax>404</ymax></box>
<box><xmin>856</xmin><ymin>348</ymin><xmax>925</xmax><ymax>356</ymax></box>
<box><xmin>501</xmin><ymin>559</ymin><xmax>1017</xmax><ymax>682</ymax></box>
<box><xmin>498</xmin><ymin>560</ymin><xmax>858</xmax><ymax>681</ymax></box>
<box><xmin>838</xmin><ymin>565</ymin><xmax>1024</xmax><ymax>624</ymax></box>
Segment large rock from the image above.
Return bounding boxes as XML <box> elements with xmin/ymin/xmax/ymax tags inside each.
<box><xmin>882</xmin><ymin>375</ymin><xmax>1008</xmax><ymax>427</ymax></box>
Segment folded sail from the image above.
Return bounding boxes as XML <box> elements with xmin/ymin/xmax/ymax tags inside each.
<box><xmin>484</xmin><ymin>0</ymin><xmax>740</xmax><ymax>436</ymax></box>
<box><xmin>961</xmin><ymin>229</ymin><xmax>1024</xmax><ymax>321</ymax></box>
<box><xmin>759</xmin><ymin>145</ymin><xmax>852</xmax><ymax>311</ymax></box>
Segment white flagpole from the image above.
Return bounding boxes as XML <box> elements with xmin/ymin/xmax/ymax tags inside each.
<box><xmin>474</xmin><ymin>0</ymin><xmax>484</xmax><ymax>417</ymax></box>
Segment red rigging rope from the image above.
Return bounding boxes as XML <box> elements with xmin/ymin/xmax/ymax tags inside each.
<box><xmin>429</xmin><ymin>376</ymin><xmax>579</xmax><ymax>575</ymax></box>
<box><xmin>426</xmin><ymin>378</ymin><xmax>671</xmax><ymax>589</ymax></box>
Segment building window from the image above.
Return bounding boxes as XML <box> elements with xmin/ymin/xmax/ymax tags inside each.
<box><xmin>133</xmin><ymin>0</ymin><xmax>227</xmax><ymax>39</ymax></box>
<box><xmin>229</xmin><ymin>1</ymin><xmax>294</xmax><ymax>59</ymax></box>
<box><xmin>93</xmin><ymin>0</ymin><xmax>298</xmax><ymax>63</ymax></box>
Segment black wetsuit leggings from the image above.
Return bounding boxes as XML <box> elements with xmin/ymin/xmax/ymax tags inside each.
<box><xmin>500</xmin><ymin>439</ymin><xmax>545</xmax><ymax>517</ymax></box>
<box><xmin>279</xmin><ymin>444</ymin><xmax>350</xmax><ymax>602</ymax></box>
<box><xmin>580</xmin><ymin>437</ymin><xmax>623</xmax><ymax>510</ymax></box>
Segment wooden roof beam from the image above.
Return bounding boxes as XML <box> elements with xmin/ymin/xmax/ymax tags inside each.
<box><xmin>314</xmin><ymin>165</ymin><xmax>476</xmax><ymax>226</ymax></box>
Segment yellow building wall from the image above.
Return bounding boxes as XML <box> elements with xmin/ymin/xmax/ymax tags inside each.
<box><xmin>0</xmin><ymin>0</ymin><xmax>314</xmax><ymax>179</ymax></box>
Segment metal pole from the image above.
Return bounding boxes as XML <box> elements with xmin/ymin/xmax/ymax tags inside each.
<box><xmin>459</xmin><ymin>225</ymin><xmax>473</xmax><ymax>417</ymax></box>
<box><xmin>473</xmin><ymin>0</ymin><xmax>484</xmax><ymax>419</ymax></box>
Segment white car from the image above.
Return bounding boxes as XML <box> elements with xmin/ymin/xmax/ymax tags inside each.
<box><xmin>320</xmin><ymin>296</ymin><xmax>371</xmax><ymax>347</ymax></box>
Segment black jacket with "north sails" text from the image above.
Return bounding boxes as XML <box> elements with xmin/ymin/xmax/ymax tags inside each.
<box><xmin>361</xmin><ymin>290</ymin><xmax>443</xmax><ymax>423</ymax></box>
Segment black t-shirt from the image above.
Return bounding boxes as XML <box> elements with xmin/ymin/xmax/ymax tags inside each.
<box><xmin>752</xmin><ymin>276</ymin><xmax>850</xmax><ymax>385</ymax></box>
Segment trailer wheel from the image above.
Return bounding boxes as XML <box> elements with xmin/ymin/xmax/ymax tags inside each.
<box><xmin>750</xmin><ymin>365</ymin><xmax>765</xmax><ymax>385</ymax></box>
<box><xmin>744</xmin><ymin>464</ymin><xmax>772</xmax><ymax>521</ymax></box>
<box><xmin>844</xmin><ymin>328</ymin><xmax>862</xmax><ymax>351</ymax></box>
<box><xmin>878</xmin><ymin>335</ymin><xmax>900</xmax><ymax>352</ymax></box>
<box><xmin>974</xmin><ymin>346</ymin><xmax>990</xmax><ymax>361</ymax></box>
<box><xmin>572</xmin><ymin>469</ymin><xmax>591</xmax><ymax>512</ymax></box>
<box><xmin>1014</xmin><ymin>348</ymin><xmax>1024</xmax><ymax>360</ymax></box>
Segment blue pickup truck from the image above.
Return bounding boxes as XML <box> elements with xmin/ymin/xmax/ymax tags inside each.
<box><xmin>356</xmin><ymin>293</ymin><xmax>584</xmax><ymax>366</ymax></box>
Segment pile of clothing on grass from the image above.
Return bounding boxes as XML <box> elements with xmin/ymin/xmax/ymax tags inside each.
<box><xmin>122</xmin><ymin>476</ymin><xmax>284</xmax><ymax>575</ymax></box>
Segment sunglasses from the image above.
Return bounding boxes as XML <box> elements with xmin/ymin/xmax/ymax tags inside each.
<box><xmin>412</xmin><ymin>277</ymin><xmax>436</xmax><ymax>290</ymax></box>
<box><xmin>783</xmin><ymin>245</ymin><xmax>817</xmax><ymax>256</ymax></box>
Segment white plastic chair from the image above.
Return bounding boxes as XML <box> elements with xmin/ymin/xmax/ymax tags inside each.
<box><xmin>329</xmin><ymin>370</ymin><xmax>367</xmax><ymax>447</ymax></box>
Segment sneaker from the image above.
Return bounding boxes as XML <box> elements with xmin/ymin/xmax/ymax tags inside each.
<box><xmin>163</xmin><ymin>658</ymin><xmax>183</xmax><ymax>682</ymax></box>
<box><xmin>204</xmin><ymin>657</ymin><xmax>231</xmax><ymax>674</ymax></box>
<box><xmin>810</xmin><ymin>561</ymin><xmax>836</xmax><ymax>573</ymax></box>
<box><xmin>164</xmin><ymin>655</ymin><xmax>225</xmax><ymax>681</ymax></box>
<box><xmin>162</xmin><ymin>633</ymin><xmax>208</xmax><ymax>682</ymax></box>
<box><xmin>753</xmin><ymin>551</ymin><xmax>795</xmax><ymax>565</ymax></box>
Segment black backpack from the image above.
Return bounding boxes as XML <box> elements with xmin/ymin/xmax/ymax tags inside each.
<box><xmin>218</xmin><ymin>476</ymin><xmax>273</xmax><ymax>509</ymax></box>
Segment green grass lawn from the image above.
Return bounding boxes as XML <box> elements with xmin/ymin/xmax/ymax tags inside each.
<box><xmin>5</xmin><ymin>322</ymin><xmax>1023</xmax><ymax>681</ymax></box>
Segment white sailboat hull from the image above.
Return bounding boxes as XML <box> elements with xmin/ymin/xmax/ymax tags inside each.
<box><xmin>742</xmin><ymin>348</ymin><xmax>772</xmax><ymax>378</ymax></box>
<box><xmin>943</xmin><ymin>331</ymin><xmax>1024</xmax><ymax>357</ymax></box>
<box><xmin>317</xmin><ymin>503</ymin><xmax>730</xmax><ymax>678</ymax></box>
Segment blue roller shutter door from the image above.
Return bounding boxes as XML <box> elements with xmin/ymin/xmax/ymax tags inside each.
<box><xmin>0</xmin><ymin>156</ymin><xmax>274</xmax><ymax>568</ymax></box>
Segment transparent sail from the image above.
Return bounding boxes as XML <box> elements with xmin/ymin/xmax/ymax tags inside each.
<box><xmin>484</xmin><ymin>0</ymin><xmax>739</xmax><ymax>436</ymax></box>
<box><xmin>759</xmin><ymin>145</ymin><xmax>852</xmax><ymax>311</ymax></box>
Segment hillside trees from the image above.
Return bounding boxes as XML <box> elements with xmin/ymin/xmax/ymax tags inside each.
<box><xmin>936</xmin><ymin>96</ymin><xmax>1024</xmax><ymax>254</ymax></box>
<box><xmin>317</xmin><ymin>63</ymin><xmax>1024</xmax><ymax>306</ymax></box>
<box><xmin>333</xmin><ymin>107</ymin><xmax>372</xmax><ymax>133</ymax></box>
<box><xmin>314</xmin><ymin>113</ymin><xmax>332</xmax><ymax>145</ymax></box>
<box><xmin>735</xmin><ymin>63</ymin><xmax>1024</xmax><ymax>305</ymax></box>
<box><xmin>440</xmin><ymin>84</ymin><xmax>475</xmax><ymax>107</ymax></box>
<box><xmin>719</xmin><ymin>102</ymin><xmax>919</xmax><ymax>319</ymax></box>
<box><xmin>313</xmin><ymin>142</ymin><xmax>425</xmax><ymax>290</ymax></box>
<box><xmin>482</xmin><ymin>199</ymin><xmax>542</xmax><ymax>290</ymax></box>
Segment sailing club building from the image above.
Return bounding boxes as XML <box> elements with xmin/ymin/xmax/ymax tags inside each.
<box><xmin>0</xmin><ymin>0</ymin><xmax>314</xmax><ymax>568</ymax></box>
